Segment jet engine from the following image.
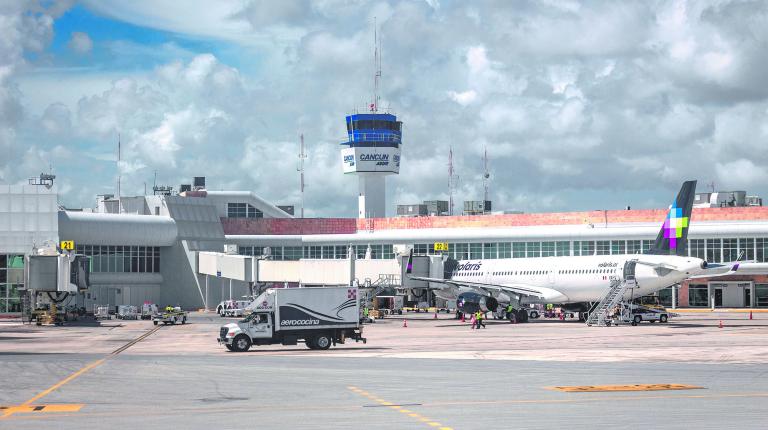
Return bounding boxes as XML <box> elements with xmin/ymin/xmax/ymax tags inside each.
<box><xmin>457</xmin><ymin>292</ymin><xmax>498</xmax><ymax>314</ymax></box>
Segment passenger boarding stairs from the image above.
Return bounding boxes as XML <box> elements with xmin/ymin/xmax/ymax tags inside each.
<box><xmin>586</xmin><ymin>260</ymin><xmax>637</xmax><ymax>327</ymax></box>
<box><xmin>362</xmin><ymin>274</ymin><xmax>401</xmax><ymax>301</ymax></box>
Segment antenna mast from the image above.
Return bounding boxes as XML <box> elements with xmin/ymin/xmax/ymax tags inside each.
<box><xmin>371</xmin><ymin>18</ymin><xmax>381</xmax><ymax>113</ymax></box>
<box><xmin>298</xmin><ymin>133</ymin><xmax>307</xmax><ymax>218</ymax></box>
<box><xmin>448</xmin><ymin>147</ymin><xmax>456</xmax><ymax>216</ymax></box>
<box><xmin>482</xmin><ymin>146</ymin><xmax>490</xmax><ymax>208</ymax></box>
<box><xmin>117</xmin><ymin>133</ymin><xmax>122</xmax><ymax>212</ymax></box>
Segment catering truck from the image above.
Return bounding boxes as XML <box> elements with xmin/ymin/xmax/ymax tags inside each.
<box><xmin>218</xmin><ymin>286</ymin><xmax>366</xmax><ymax>352</ymax></box>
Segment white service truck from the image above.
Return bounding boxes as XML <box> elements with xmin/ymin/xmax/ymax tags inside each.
<box><xmin>218</xmin><ymin>286</ymin><xmax>366</xmax><ymax>352</ymax></box>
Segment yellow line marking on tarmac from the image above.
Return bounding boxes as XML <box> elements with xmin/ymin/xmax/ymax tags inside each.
<box><xmin>546</xmin><ymin>383</ymin><xmax>704</xmax><ymax>393</ymax></box>
<box><xmin>348</xmin><ymin>387</ymin><xmax>454</xmax><ymax>430</ymax></box>
<box><xmin>19</xmin><ymin>359</ymin><xmax>106</xmax><ymax>407</ymax></box>
<box><xmin>1</xmin><ymin>325</ymin><xmax>163</xmax><ymax>420</ymax></box>
<box><xmin>0</xmin><ymin>404</ymin><xmax>84</xmax><ymax>414</ymax></box>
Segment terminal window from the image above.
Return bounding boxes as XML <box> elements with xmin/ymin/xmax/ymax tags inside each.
<box><xmin>0</xmin><ymin>254</ymin><xmax>24</xmax><ymax>313</ymax></box>
<box><xmin>611</xmin><ymin>240</ymin><xmax>626</xmax><ymax>255</ymax></box>
<box><xmin>227</xmin><ymin>203</ymin><xmax>263</xmax><ymax>219</ymax></box>
<box><xmin>596</xmin><ymin>241</ymin><xmax>610</xmax><ymax>255</ymax></box>
<box><xmin>525</xmin><ymin>242</ymin><xmax>540</xmax><ymax>258</ymax></box>
<box><xmin>688</xmin><ymin>285</ymin><xmax>709</xmax><ymax>307</ymax></box>
<box><xmin>689</xmin><ymin>239</ymin><xmax>705</xmax><ymax>259</ymax></box>
<box><xmin>758</xmin><ymin>239</ymin><xmax>768</xmax><ymax>262</ymax></box>
<box><xmin>722</xmin><ymin>238</ymin><xmax>738</xmax><ymax>262</ymax></box>
<box><xmin>706</xmin><ymin>239</ymin><xmax>721</xmax><ymax>262</ymax></box>
<box><xmin>75</xmin><ymin>245</ymin><xmax>160</xmax><ymax>273</ymax></box>
<box><xmin>739</xmin><ymin>238</ymin><xmax>755</xmax><ymax>261</ymax></box>
<box><xmin>627</xmin><ymin>240</ymin><xmax>642</xmax><ymax>254</ymax></box>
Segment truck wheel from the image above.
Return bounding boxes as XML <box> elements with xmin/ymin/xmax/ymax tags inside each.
<box><xmin>314</xmin><ymin>334</ymin><xmax>332</xmax><ymax>350</ymax></box>
<box><xmin>530</xmin><ymin>311</ymin><xmax>539</xmax><ymax>319</ymax></box>
<box><xmin>232</xmin><ymin>335</ymin><xmax>251</xmax><ymax>352</ymax></box>
<box><xmin>225</xmin><ymin>344</ymin><xmax>235</xmax><ymax>351</ymax></box>
<box><xmin>660</xmin><ymin>314</ymin><xmax>668</xmax><ymax>323</ymax></box>
<box><xmin>182</xmin><ymin>317</ymin><xmax>186</xmax><ymax>324</ymax></box>
<box><xmin>633</xmin><ymin>315</ymin><xmax>642</xmax><ymax>325</ymax></box>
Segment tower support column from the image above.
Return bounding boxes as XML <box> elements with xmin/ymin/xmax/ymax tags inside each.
<box><xmin>358</xmin><ymin>174</ymin><xmax>386</xmax><ymax>218</ymax></box>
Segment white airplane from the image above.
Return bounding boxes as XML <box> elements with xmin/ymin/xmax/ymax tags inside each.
<box><xmin>406</xmin><ymin>180</ymin><xmax>715</xmax><ymax>322</ymax></box>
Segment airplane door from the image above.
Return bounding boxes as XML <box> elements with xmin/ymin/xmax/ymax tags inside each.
<box><xmin>623</xmin><ymin>260</ymin><xmax>637</xmax><ymax>282</ymax></box>
<box><xmin>547</xmin><ymin>268</ymin><xmax>555</xmax><ymax>284</ymax></box>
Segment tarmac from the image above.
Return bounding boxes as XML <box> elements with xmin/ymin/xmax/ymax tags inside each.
<box><xmin>1</xmin><ymin>311</ymin><xmax>767</xmax><ymax>429</ymax></box>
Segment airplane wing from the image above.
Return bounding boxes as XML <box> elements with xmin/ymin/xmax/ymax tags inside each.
<box><xmin>688</xmin><ymin>262</ymin><xmax>768</xmax><ymax>279</ymax></box>
<box><xmin>407</xmin><ymin>276</ymin><xmax>547</xmax><ymax>299</ymax></box>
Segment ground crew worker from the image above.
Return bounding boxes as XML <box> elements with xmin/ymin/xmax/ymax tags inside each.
<box><xmin>363</xmin><ymin>306</ymin><xmax>369</xmax><ymax>319</ymax></box>
<box><xmin>165</xmin><ymin>305</ymin><xmax>174</xmax><ymax>312</ymax></box>
<box><xmin>505</xmin><ymin>304</ymin><xmax>514</xmax><ymax>319</ymax></box>
<box><xmin>476</xmin><ymin>310</ymin><xmax>486</xmax><ymax>329</ymax></box>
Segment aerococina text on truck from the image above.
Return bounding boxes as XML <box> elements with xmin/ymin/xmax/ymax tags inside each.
<box><xmin>218</xmin><ymin>286</ymin><xmax>366</xmax><ymax>352</ymax></box>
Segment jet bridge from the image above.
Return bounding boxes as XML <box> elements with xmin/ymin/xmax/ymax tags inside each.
<box><xmin>196</xmin><ymin>250</ymin><xmax>400</xmax><ymax>309</ymax></box>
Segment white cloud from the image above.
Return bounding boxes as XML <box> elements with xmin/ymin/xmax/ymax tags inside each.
<box><xmin>41</xmin><ymin>102</ymin><xmax>72</xmax><ymax>134</ymax></box>
<box><xmin>68</xmin><ymin>31</ymin><xmax>93</xmax><ymax>54</ymax></box>
<box><xmin>447</xmin><ymin>89</ymin><xmax>476</xmax><ymax>106</ymax></box>
<box><xmin>4</xmin><ymin>0</ymin><xmax>768</xmax><ymax>215</ymax></box>
<box><xmin>715</xmin><ymin>159</ymin><xmax>768</xmax><ymax>189</ymax></box>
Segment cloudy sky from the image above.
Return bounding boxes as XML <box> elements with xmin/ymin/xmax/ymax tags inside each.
<box><xmin>2</xmin><ymin>0</ymin><xmax>767</xmax><ymax>216</ymax></box>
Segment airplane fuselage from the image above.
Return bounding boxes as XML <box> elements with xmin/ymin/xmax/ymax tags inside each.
<box><xmin>433</xmin><ymin>254</ymin><xmax>705</xmax><ymax>305</ymax></box>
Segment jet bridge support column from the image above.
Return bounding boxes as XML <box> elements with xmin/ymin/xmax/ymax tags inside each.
<box><xmin>671</xmin><ymin>285</ymin><xmax>677</xmax><ymax>309</ymax></box>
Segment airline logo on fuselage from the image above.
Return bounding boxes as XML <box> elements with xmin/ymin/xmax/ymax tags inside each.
<box><xmin>598</xmin><ymin>262</ymin><xmax>618</xmax><ymax>268</ymax></box>
<box><xmin>457</xmin><ymin>262</ymin><xmax>482</xmax><ymax>271</ymax></box>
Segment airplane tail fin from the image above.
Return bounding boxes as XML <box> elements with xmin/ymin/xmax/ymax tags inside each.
<box><xmin>405</xmin><ymin>249</ymin><xmax>414</xmax><ymax>274</ymax></box>
<box><xmin>646</xmin><ymin>180</ymin><xmax>697</xmax><ymax>256</ymax></box>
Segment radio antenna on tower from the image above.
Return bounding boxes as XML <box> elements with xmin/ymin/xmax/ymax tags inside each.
<box><xmin>448</xmin><ymin>147</ymin><xmax>458</xmax><ymax>216</ymax></box>
<box><xmin>371</xmin><ymin>17</ymin><xmax>382</xmax><ymax>113</ymax></box>
<box><xmin>298</xmin><ymin>133</ymin><xmax>307</xmax><ymax>218</ymax></box>
<box><xmin>117</xmin><ymin>133</ymin><xmax>122</xmax><ymax>213</ymax></box>
<box><xmin>482</xmin><ymin>146</ymin><xmax>490</xmax><ymax>210</ymax></box>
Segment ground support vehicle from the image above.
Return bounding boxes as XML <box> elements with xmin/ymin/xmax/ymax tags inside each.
<box><xmin>223</xmin><ymin>300</ymin><xmax>251</xmax><ymax>318</ymax></box>
<box><xmin>218</xmin><ymin>286</ymin><xmax>366</xmax><ymax>352</ymax></box>
<box><xmin>153</xmin><ymin>307</ymin><xmax>188</xmax><ymax>325</ymax></box>
<box><xmin>141</xmin><ymin>303</ymin><xmax>158</xmax><ymax>320</ymax></box>
<box><xmin>620</xmin><ymin>305</ymin><xmax>671</xmax><ymax>326</ymax></box>
<box><xmin>94</xmin><ymin>305</ymin><xmax>111</xmax><ymax>320</ymax></box>
<box><xmin>117</xmin><ymin>305</ymin><xmax>139</xmax><ymax>320</ymax></box>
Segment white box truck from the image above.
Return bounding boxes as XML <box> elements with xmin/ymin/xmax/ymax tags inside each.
<box><xmin>217</xmin><ymin>287</ymin><xmax>366</xmax><ymax>352</ymax></box>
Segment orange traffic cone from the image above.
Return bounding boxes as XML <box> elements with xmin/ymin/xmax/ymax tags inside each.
<box><xmin>749</xmin><ymin>310</ymin><xmax>753</xmax><ymax>320</ymax></box>
<box><xmin>403</xmin><ymin>319</ymin><xmax>407</xmax><ymax>328</ymax></box>
<box><xmin>718</xmin><ymin>320</ymin><xmax>723</xmax><ymax>329</ymax></box>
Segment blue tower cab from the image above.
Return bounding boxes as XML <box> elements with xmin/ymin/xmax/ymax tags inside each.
<box><xmin>342</xmin><ymin>113</ymin><xmax>402</xmax><ymax>148</ymax></box>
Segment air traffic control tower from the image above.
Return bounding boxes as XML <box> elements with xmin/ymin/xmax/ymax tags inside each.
<box><xmin>341</xmin><ymin>113</ymin><xmax>402</xmax><ymax>218</ymax></box>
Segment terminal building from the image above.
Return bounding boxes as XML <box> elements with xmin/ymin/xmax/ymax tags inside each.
<box><xmin>2</xmin><ymin>176</ymin><xmax>768</xmax><ymax>316</ymax></box>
